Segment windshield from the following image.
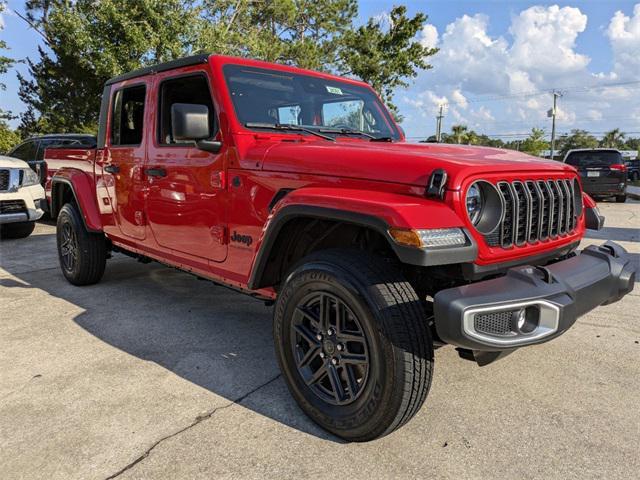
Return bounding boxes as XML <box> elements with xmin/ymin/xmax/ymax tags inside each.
<box><xmin>223</xmin><ymin>64</ymin><xmax>400</xmax><ymax>140</ymax></box>
<box><xmin>565</xmin><ymin>150</ymin><xmax>622</xmax><ymax>167</ymax></box>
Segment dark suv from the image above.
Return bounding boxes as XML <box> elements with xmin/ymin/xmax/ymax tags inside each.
<box><xmin>564</xmin><ymin>149</ymin><xmax>627</xmax><ymax>202</ymax></box>
<box><xmin>8</xmin><ymin>134</ymin><xmax>96</xmax><ymax>186</ymax></box>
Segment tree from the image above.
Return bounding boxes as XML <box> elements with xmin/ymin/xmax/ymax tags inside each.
<box><xmin>18</xmin><ymin>1</ymin><xmax>435</xmax><ymax>134</ymax></box>
<box><xmin>600</xmin><ymin>128</ymin><xmax>625</xmax><ymax>149</ymax></box>
<box><xmin>450</xmin><ymin>125</ymin><xmax>468</xmax><ymax>144</ymax></box>
<box><xmin>338</xmin><ymin>5</ymin><xmax>437</xmax><ymax>117</ymax></box>
<box><xmin>559</xmin><ymin>129</ymin><xmax>598</xmax><ymax>156</ymax></box>
<box><xmin>0</xmin><ymin>0</ymin><xmax>15</xmax><ymax>122</ymax></box>
<box><xmin>0</xmin><ymin>123</ymin><xmax>21</xmax><ymax>153</ymax></box>
<box><xmin>18</xmin><ymin>0</ymin><xmax>201</xmax><ymax>134</ymax></box>
<box><xmin>519</xmin><ymin>128</ymin><xmax>549</xmax><ymax>156</ymax></box>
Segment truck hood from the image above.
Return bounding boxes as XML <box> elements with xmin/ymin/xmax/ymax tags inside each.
<box><xmin>259</xmin><ymin>140</ymin><xmax>574</xmax><ymax>190</ymax></box>
<box><xmin>0</xmin><ymin>155</ymin><xmax>30</xmax><ymax>169</ymax></box>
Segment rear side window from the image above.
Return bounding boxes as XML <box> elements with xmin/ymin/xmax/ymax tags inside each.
<box><xmin>10</xmin><ymin>141</ymin><xmax>38</xmax><ymax>161</ymax></box>
<box><xmin>158</xmin><ymin>74</ymin><xmax>216</xmax><ymax>144</ymax></box>
<box><xmin>111</xmin><ymin>85</ymin><xmax>146</xmax><ymax>146</ymax></box>
<box><xmin>565</xmin><ymin>151</ymin><xmax>622</xmax><ymax>167</ymax></box>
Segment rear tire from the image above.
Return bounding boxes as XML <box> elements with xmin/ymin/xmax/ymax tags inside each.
<box><xmin>273</xmin><ymin>249</ymin><xmax>433</xmax><ymax>441</ymax></box>
<box><xmin>616</xmin><ymin>195</ymin><xmax>627</xmax><ymax>203</ymax></box>
<box><xmin>56</xmin><ymin>203</ymin><xmax>106</xmax><ymax>285</ymax></box>
<box><xmin>0</xmin><ymin>221</ymin><xmax>36</xmax><ymax>239</ymax></box>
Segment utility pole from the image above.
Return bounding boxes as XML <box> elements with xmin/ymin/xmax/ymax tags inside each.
<box><xmin>549</xmin><ymin>91</ymin><xmax>562</xmax><ymax>159</ymax></box>
<box><xmin>436</xmin><ymin>105</ymin><xmax>445</xmax><ymax>142</ymax></box>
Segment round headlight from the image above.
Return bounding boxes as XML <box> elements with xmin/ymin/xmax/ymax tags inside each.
<box><xmin>465</xmin><ymin>181</ymin><xmax>504</xmax><ymax>235</ymax></box>
<box><xmin>466</xmin><ymin>183</ymin><xmax>483</xmax><ymax>225</ymax></box>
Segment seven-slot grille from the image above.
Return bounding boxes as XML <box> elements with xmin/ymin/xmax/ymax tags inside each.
<box><xmin>0</xmin><ymin>169</ymin><xmax>9</xmax><ymax>191</ymax></box>
<box><xmin>486</xmin><ymin>178</ymin><xmax>578</xmax><ymax>248</ymax></box>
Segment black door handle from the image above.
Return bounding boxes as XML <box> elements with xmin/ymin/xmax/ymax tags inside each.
<box><xmin>145</xmin><ymin>168</ymin><xmax>167</xmax><ymax>177</ymax></box>
<box><xmin>104</xmin><ymin>165</ymin><xmax>120</xmax><ymax>174</ymax></box>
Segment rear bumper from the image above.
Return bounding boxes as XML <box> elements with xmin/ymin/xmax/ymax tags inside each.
<box><xmin>434</xmin><ymin>241</ymin><xmax>635</xmax><ymax>351</ymax></box>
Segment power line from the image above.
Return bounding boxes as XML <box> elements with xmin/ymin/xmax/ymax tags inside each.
<box><xmin>433</xmin><ymin>80</ymin><xmax>640</xmax><ymax>108</ymax></box>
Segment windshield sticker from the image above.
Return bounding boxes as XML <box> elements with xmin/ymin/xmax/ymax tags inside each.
<box><xmin>326</xmin><ymin>86</ymin><xmax>344</xmax><ymax>95</ymax></box>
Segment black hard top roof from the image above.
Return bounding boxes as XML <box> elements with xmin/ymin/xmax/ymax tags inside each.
<box><xmin>105</xmin><ymin>53</ymin><xmax>211</xmax><ymax>86</ymax></box>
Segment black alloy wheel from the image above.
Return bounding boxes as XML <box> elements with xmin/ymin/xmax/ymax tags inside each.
<box><xmin>274</xmin><ymin>249</ymin><xmax>434</xmax><ymax>442</ymax></box>
<box><xmin>291</xmin><ymin>291</ymin><xmax>370</xmax><ymax>406</ymax></box>
<box><xmin>56</xmin><ymin>202</ymin><xmax>107</xmax><ymax>286</ymax></box>
<box><xmin>59</xmin><ymin>221</ymin><xmax>79</xmax><ymax>273</ymax></box>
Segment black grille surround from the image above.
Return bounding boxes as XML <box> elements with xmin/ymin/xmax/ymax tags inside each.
<box><xmin>484</xmin><ymin>178</ymin><xmax>579</xmax><ymax>248</ymax></box>
<box><xmin>0</xmin><ymin>169</ymin><xmax>9</xmax><ymax>191</ymax></box>
<box><xmin>0</xmin><ymin>200</ymin><xmax>27</xmax><ymax>214</ymax></box>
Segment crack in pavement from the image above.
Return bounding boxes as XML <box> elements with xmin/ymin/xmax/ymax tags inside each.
<box><xmin>104</xmin><ymin>373</ymin><xmax>282</xmax><ymax>479</ymax></box>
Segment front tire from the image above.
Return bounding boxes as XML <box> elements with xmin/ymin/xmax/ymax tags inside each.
<box><xmin>56</xmin><ymin>203</ymin><xmax>107</xmax><ymax>285</ymax></box>
<box><xmin>0</xmin><ymin>221</ymin><xmax>36</xmax><ymax>239</ymax></box>
<box><xmin>616</xmin><ymin>195</ymin><xmax>627</xmax><ymax>203</ymax></box>
<box><xmin>274</xmin><ymin>249</ymin><xmax>433</xmax><ymax>441</ymax></box>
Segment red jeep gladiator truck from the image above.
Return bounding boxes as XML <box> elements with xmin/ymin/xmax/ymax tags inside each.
<box><xmin>47</xmin><ymin>54</ymin><xmax>635</xmax><ymax>441</ymax></box>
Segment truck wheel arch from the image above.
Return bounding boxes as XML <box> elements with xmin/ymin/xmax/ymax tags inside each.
<box><xmin>248</xmin><ymin>205</ymin><xmax>397</xmax><ymax>290</ymax></box>
<box><xmin>51</xmin><ymin>175</ymin><xmax>103</xmax><ymax>232</ymax></box>
<box><xmin>248</xmin><ymin>203</ymin><xmax>477</xmax><ymax>290</ymax></box>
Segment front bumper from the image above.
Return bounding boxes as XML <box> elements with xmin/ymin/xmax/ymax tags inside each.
<box><xmin>434</xmin><ymin>241</ymin><xmax>635</xmax><ymax>352</ymax></box>
<box><xmin>0</xmin><ymin>184</ymin><xmax>46</xmax><ymax>224</ymax></box>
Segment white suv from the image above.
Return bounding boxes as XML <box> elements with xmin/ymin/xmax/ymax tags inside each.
<box><xmin>0</xmin><ymin>155</ymin><xmax>46</xmax><ymax>239</ymax></box>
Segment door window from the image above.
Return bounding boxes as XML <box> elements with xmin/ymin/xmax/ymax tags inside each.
<box><xmin>111</xmin><ymin>85</ymin><xmax>146</xmax><ymax>146</ymax></box>
<box><xmin>10</xmin><ymin>140</ymin><xmax>38</xmax><ymax>161</ymax></box>
<box><xmin>158</xmin><ymin>74</ymin><xmax>216</xmax><ymax>145</ymax></box>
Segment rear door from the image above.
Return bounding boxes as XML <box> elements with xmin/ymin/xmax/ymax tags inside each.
<box><xmin>144</xmin><ymin>72</ymin><xmax>227</xmax><ymax>263</ymax></box>
<box><xmin>103</xmin><ymin>82</ymin><xmax>149</xmax><ymax>240</ymax></box>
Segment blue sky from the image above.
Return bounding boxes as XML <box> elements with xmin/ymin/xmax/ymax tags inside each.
<box><xmin>1</xmin><ymin>1</ymin><xmax>639</xmax><ymax>140</ymax></box>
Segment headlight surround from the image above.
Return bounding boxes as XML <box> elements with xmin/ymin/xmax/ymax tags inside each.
<box><xmin>20</xmin><ymin>168</ymin><xmax>40</xmax><ymax>187</ymax></box>
<box><xmin>466</xmin><ymin>183</ymin><xmax>483</xmax><ymax>224</ymax></box>
<box><xmin>465</xmin><ymin>181</ymin><xmax>504</xmax><ymax>235</ymax></box>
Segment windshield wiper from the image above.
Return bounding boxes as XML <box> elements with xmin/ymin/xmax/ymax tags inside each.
<box><xmin>319</xmin><ymin>127</ymin><xmax>392</xmax><ymax>142</ymax></box>
<box><xmin>245</xmin><ymin>122</ymin><xmax>335</xmax><ymax>142</ymax></box>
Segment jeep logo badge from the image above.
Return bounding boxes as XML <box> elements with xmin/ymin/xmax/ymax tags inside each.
<box><xmin>230</xmin><ymin>231</ymin><xmax>253</xmax><ymax>247</ymax></box>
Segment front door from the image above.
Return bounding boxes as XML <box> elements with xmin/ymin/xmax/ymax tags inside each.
<box><xmin>103</xmin><ymin>83</ymin><xmax>148</xmax><ymax>240</ymax></box>
<box><xmin>144</xmin><ymin>72</ymin><xmax>227</xmax><ymax>263</ymax></box>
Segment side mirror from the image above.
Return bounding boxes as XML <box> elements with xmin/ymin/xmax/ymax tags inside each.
<box><xmin>171</xmin><ymin>103</ymin><xmax>210</xmax><ymax>141</ymax></box>
<box><xmin>171</xmin><ymin>103</ymin><xmax>223</xmax><ymax>153</ymax></box>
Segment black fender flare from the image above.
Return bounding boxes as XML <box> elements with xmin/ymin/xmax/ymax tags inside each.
<box><xmin>247</xmin><ymin>204</ymin><xmax>477</xmax><ymax>290</ymax></box>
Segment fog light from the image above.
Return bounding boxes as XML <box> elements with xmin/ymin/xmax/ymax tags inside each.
<box><xmin>511</xmin><ymin>306</ymin><xmax>539</xmax><ymax>334</ymax></box>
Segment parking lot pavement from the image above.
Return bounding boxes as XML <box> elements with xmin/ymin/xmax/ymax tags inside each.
<box><xmin>1</xmin><ymin>200</ymin><xmax>638</xmax><ymax>480</ymax></box>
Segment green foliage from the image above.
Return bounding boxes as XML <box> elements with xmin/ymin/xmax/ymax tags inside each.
<box><xmin>0</xmin><ymin>0</ymin><xmax>15</xmax><ymax>122</ymax></box>
<box><xmin>599</xmin><ymin>128</ymin><xmax>625</xmax><ymax>149</ymax></box>
<box><xmin>17</xmin><ymin>0</ymin><xmax>434</xmax><ymax>134</ymax></box>
<box><xmin>338</xmin><ymin>5</ymin><xmax>437</xmax><ymax>117</ymax></box>
<box><xmin>558</xmin><ymin>129</ymin><xmax>599</xmax><ymax>156</ymax></box>
<box><xmin>18</xmin><ymin>0</ymin><xmax>200</xmax><ymax>134</ymax></box>
<box><xmin>0</xmin><ymin>121</ymin><xmax>21</xmax><ymax>153</ymax></box>
<box><xmin>519</xmin><ymin>128</ymin><xmax>549</xmax><ymax>156</ymax></box>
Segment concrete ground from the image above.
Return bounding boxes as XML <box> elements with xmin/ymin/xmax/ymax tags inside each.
<box><xmin>1</xmin><ymin>200</ymin><xmax>638</xmax><ymax>480</ymax></box>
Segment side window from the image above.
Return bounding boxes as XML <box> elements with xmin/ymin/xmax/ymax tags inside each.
<box><xmin>111</xmin><ymin>85</ymin><xmax>146</xmax><ymax>146</ymax></box>
<box><xmin>158</xmin><ymin>75</ymin><xmax>216</xmax><ymax>145</ymax></box>
<box><xmin>11</xmin><ymin>141</ymin><xmax>38</xmax><ymax>161</ymax></box>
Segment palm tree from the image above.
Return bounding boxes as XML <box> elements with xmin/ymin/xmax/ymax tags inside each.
<box><xmin>451</xmin><ymin>124</ymin><xmax>468</xmax><ymax>144</ymax></box>
<box><xmin>601</xmin><ymin>129</ymin><xmax>625</xmax><ymax>148</ymax></box>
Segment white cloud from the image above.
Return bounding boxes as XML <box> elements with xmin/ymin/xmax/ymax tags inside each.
<box><xmin>606</xmin><ymin>4</ymin><xmax>640</xmax><ymax>80</ymax></box>
<box><xmin>451</xmin><ymin>89</ymin><xmax>468</xmax><ymax>109</ymax></box>
<box><xmin>397</xmin><ymin>4</ymin><xmax>640</xmax><ymax>139</ymax></box>
<box><xmin>419</xmin><ymin>24</ymin><xmax>439</xmax><ymax>49</ymax></box>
